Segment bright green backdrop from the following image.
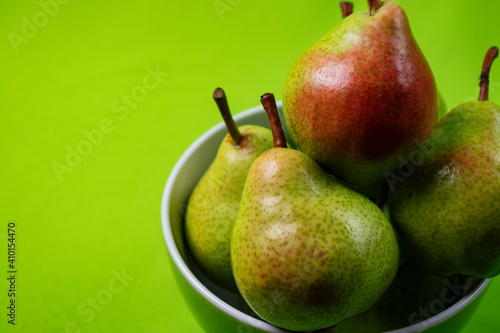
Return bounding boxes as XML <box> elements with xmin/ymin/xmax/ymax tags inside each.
<box><xmin>1</xmin><ymin>0</ymin><xmax>499</xmax><ymax>332</ymax></box>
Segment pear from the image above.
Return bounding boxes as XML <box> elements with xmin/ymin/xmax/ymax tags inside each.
<box><xmin>388</xmin><ymin>47</ymin><xmax>500</xmax><ymax>278</ymax></box>
<box><xmin>185</xmin><ymin>88</ymin><xmax>274</xmax><ymax>289</ymax></box>
<box><xmin>231</xmin><ymin>93</ymin><xmax>399</xmax><ymax>331</ymax></box>
<box><xmin>283</xmin><ymin>0</ymin><xmax>437</xmax><ymax>187</ymax></box>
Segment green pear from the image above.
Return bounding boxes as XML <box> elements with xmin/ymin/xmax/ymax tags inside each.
<box><xmin>185</xmin><ymin>88</ymin><xmax>274</xmax><ymax>289</ymax></box>
<box><xmin>388</xmin><ymin>47</ymin><xmax>500</xmax><ymax>278</ymax></box>
<box><xmin>231</xmin><ymin>93</ymin><xmax>399</xmax><ymax>331</ymax></box>
<box><xmin>283</xmin><ymin>0</ymin><xmax>437</xmax><ymax>187</ymax></box>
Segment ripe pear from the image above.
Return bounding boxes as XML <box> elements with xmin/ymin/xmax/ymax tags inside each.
<box><xmin>283</xmin><ymin>0</ymin><xmax>437</xmax><ymax>186</ymax></box>
<box><xmin>231</xmin><ymin>93</ymin><xmax>399</xmax><ymax>331</ymax></box>
<box><xmin>388</xmin><ymin>47</ymin><xmax>500</xmax><ymax>278</ymax></box>
<box><xmin>185</xmin><ymin>88</ymin><xmax>274</xmax><ymax>289</ymax></box>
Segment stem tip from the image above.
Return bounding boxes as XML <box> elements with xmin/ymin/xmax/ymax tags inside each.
<box><xmin>213</xmin><ymin>87</ymin><xmax>225</xmax><ymax>100</ymax></box>
<box><xmin>213</xmin><ymin>87</ymin><xmax>243</xmax><ymax>146</ymax></box>
<box><xmin>340</xmin><ymin>2</ymin><xmax>354</xmax><ymax>19</ymax></box>
<box><xmin>368</xmin><ymin>0</ymin><xmax>383</xmax><ymax>16</ymax></box>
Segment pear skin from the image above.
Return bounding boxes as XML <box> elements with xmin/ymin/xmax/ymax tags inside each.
<box><xmin>388</xmin><ymin>101</ymin><xmax>500</xmax><ymax>278</ymax></box>
<box><xmin>186</xmin><ymin>125</ymin><xmax>274</xmax><ymax>289</ymax></box>
<box><xmin>231</xmin><ymin>147</ymin><xmax>399</xmax><ymax>331</ymax></box>
<box><xmin>283</xmin><ymin>0</ymin><xmax>437</xmax><ymax>186</ymax></box>
<box><xmin>388</xmin><ymin>47</ymin><xmax>500</xmax><ymax>278</ymax></box>
<box><xmin>334</xmin><ymin>246</ymin><xmax>450</xmax><ymax>332</ymax></box>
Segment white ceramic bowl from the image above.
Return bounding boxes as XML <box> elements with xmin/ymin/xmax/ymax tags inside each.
<box><xmin>161</xmin><ymin>101</ymin><xmax>490</xmax><ymax>333</ymax></box>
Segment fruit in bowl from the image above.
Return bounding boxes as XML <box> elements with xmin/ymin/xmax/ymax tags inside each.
<box><xmin>231</xmin><ymin>93</ymin><xmax>399</xmax><ymax>331</ymax></box>
<box><xmin>282</xmin><ymin>0</ymin><xmax>438</xmax><ymax>187</ymax></box>
<box><xmin>162</xmin><ymin>1</ymin><xmax>499</xmax><ymax>332</ymax></box>
<box><xmin>160</xmin><ymin>102</ymin><xmax>490</xmax><ymax>333</ymax></box>
<box><xmin>185</xmin><ymin>88</ymin><xmax>275</xmax><ymax>290</ymax></box>
<box><xmin>388</xmin><ymin>47</ymin><xmax>500</xmax><ymax>279</ymax></box>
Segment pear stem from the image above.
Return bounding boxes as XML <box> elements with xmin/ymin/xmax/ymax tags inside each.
<box><xmin>368</xmin><ymin>0</ymin><xmax>383</xmax><ymax>16</ymax></box>
<box><xmin>478</xmin><ymin>47</ymin><xmax>499</xmax><ymax>102</ymax></box>
<box><xmin>213</xmin><ymin>87</ymin><xmax>243</xmax><ymax>146</ymax></box>
<box><xmin>340</xmin><ymin>2</ymin><xmax>354</xmax><ymax>19</ymax></box>
<box><xmin>260</xmin><ymin>93</ymin><xmax>287</xmax><ymax>148</ymax></box>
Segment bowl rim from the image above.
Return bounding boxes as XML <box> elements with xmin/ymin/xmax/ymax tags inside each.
<box><xmin>161</xmin><ymin>102</ymin><xmax>491</xmax><ymax>333</ymax></box>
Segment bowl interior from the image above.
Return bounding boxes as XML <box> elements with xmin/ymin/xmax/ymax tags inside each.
<box><xmin>161</xmin><ymin>101</ymin><xmax>490</xmax><ymax>333</ymax></box>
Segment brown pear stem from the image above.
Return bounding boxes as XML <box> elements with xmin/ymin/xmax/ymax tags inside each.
<box><xmin>340</xmin><ymin>2</ymin><xmax>354</xmax><ymax>19</ymax></box>
<box><xmin>478</xmin><ymin>46</ymin><xmax>499</xmax><ymax>101</ymax></box>
<box><xmin>213</xmin><ymin>87</ymin><xmax>243</xmax><ymax>146</ymax></box>
<box><xmin>260</xmin><ymin>93</ymin><xmax>287</xmax><ymax>148</ymax></box>
<box><xmin>368</xmin><ymin>0</ymin><xmax>383</xmax><ymax>16</ymax></box>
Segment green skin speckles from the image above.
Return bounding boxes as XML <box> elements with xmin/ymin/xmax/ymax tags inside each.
<box><xmin>334</xmin><ymin>246</ymin><xmax>447</xmax><ymax>332</ymax></box>
<box><xmin>231</xmin><ymin>148</ymin><xmax>400</xmax><ymax>331</ymax></box>
<box><xmin>388</xmin><ymin>101</ymin><xmax>500</xmax><ymax>278</ymax></box>
<box><xmin>185</xmin><ymin>125</ymin><xmax>274</xmax><ymax>289</ymax></box>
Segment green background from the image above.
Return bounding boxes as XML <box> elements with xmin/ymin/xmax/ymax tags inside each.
<box><xmin>1</xmin><ymin>0</ymin><xmax>499</xmax><ymax>332</ymax></box>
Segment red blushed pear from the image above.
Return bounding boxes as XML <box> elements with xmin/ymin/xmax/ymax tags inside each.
<box><xmin>283</xmin><ymin>0</ymin><xmax>437</xmax><ymax>187</ymax></box>
<box><xmin>388</xmin><ymin>47</ymin><xmax>500</xmax><ymax>278</ymax></box>
<box><xmin>231</xmin><ymin>93</ymin><xmax>399</xmax><ymax>331</ymax></box>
